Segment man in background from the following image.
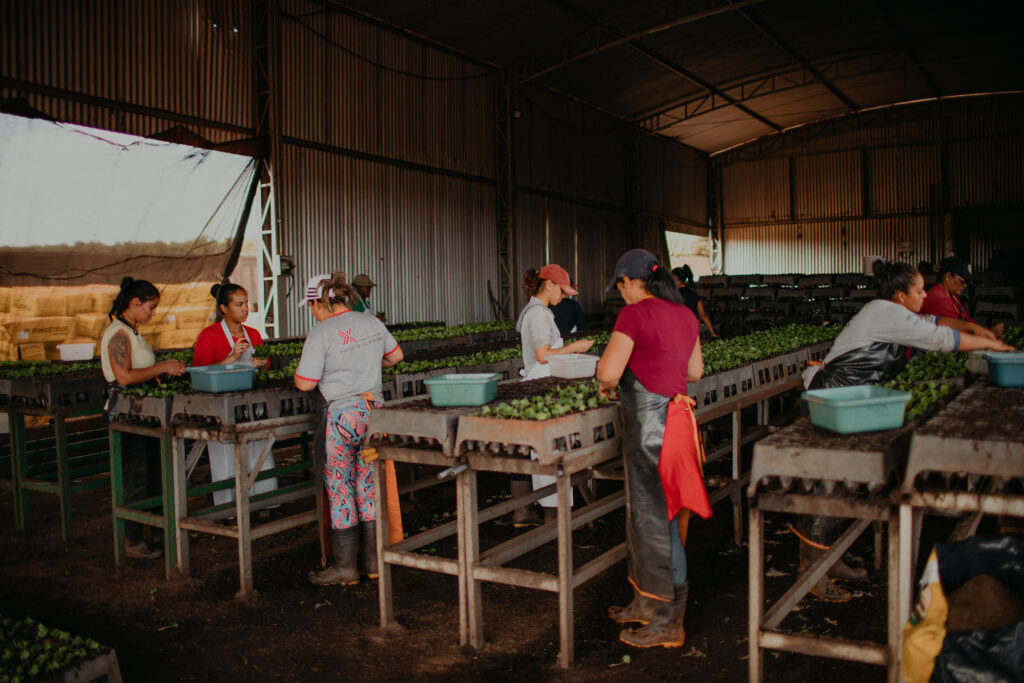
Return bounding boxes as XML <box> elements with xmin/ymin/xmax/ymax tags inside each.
<box><xmin>550</xmin><ymin>281</ymin><xmax>588</xmax><ymax>336</ymax></box>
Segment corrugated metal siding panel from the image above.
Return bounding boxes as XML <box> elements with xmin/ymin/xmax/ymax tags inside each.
<box><xmin>793</xmin><ymin>151</ymin><xmax>860</xmax><ymax>218</ymax></box>
<box><xmin>948</xmin><ymin>136</ymin><xmax>1024</xmax><ymax>206</ymax></box>
<box><xmin>279</xmin><ymin>144</ymin><xmax>497</xmax><ymax>335</ymax></box>
<box><xmin>514</xmin><ymin>86</ymin><xmax>627</xmax><ymax>206</ymax></box>
<box><xmin>1</xmin><ymin>0</ymin><xmax>252</xmax><ymax>131</ymax></box>
<box><xmin>638</xmin><ymin>136</ymin><xmax>708</xmax><ymax>227</ymax></box>
<box><xmin>279</xmin><ymin>0</ymin><xmax>494</xmax><ymax>177</ymax></box>
<box><xmin>870</xmin><ymin>145</ymin><xmax>940</xmax><ymax>214</ymax></box>
<box><xmin>721</xmin><ymin>158</ymin><xmax>789</xmax><ymax>223</ymax></box>
<box><xmin>723</xmin><ymin>218</ymin><xmax>931</xmax><ymax>275</ymax></box>
<box><xmin>515</xmin><ymin>194</ymin><xmax>628</xmax><ymax>317</ymax></box>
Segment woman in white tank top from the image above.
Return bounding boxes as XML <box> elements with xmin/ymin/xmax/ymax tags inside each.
<box><xmin>102</xmin><ymin>278</ymin><xmax>186</xmax><ymax>560</ymax></box>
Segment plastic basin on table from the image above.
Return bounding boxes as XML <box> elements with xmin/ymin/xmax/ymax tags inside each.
<box><xmin>986</xmin><ymin>352</ymin><xmax>1024</xmax><ymax>387</ymax></box>
<box><xmin>423</xmin><ymin>373</ymin><xmax>501</xmax><ymax>406</ymax></box>
<box><xmin>547</xmin><ymin>354</ymin><xmax>599</xmax><ymax>379</ymax></box>
<box><xmin>186</xmin><ymin>364</ymin><xmax>256</xmax><ymax>393</ymax></box>
<box><xmin>802</xmin><ymin>385</ymin><xmax>911</xmax><ymax>434</ymax></box>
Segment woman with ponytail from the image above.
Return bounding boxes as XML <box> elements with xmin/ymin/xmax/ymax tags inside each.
<box><xmin>294</xmin><ymin>272</ymin><xmax>404</xmax><ymax>586</ymax></box>
<box><xmin>795</xmin><ymin>260</ymin><xmax>1013</xmax><ymax>602</ymax></box>
<box><xmin>596</xmin><ymin>249</ymin><xmax>705</xmax><ymax>649</ymax></box>
<box><xmin>511</xmin><ymin>264</ymin><xmax>595</xmax><ymax>526</ymax></box>
<box><xmin>101</xmin><ymin>277</ymin><xmax>187</xmax><ymax>560</ymax></box>
<box><xmin>192</xmin><ymin>282</ymin><xmax>277</xmax><ymax>507</ymax></box>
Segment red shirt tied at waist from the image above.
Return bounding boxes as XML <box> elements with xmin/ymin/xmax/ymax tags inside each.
<box><xmin>919</xmin><ymin>282</ymin><xmax>975</xmax><ymax>324</ymax></box>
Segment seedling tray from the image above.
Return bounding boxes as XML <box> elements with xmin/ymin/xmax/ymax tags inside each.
<box><xmin>6</xmin><ymin>372</ymin><xmax>108</xmax><ymax>412</ymax></box>
<box><xmin>455</xmin><ymin>403</ymin><xmax>621</xmax><ymax>466</ymax></box>
<box><xmin>108</xmin><ymin>392</ymin><xmax>173</xmax><ymax>427</ymax></box>
<box><xmin>171</xmin><ymin>386</ymin><xmax>318</xmax><ymax>426</ymax></box>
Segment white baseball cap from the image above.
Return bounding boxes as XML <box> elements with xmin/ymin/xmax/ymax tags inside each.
<box><xmin>299</xmin><ymin>273</ymin><xmax>333</xmax><ymax>307</ymax></box>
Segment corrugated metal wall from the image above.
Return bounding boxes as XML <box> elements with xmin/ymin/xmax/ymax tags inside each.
<box><xmin>3</xmin><ymin>0</ymin><xmax>712</xmax><ymax>335</ymax></box>
<box><xmin>1</xmin><ymin>0</ymin><xmax>254</xmax><ymax>141</ymax></box>
<box><xmin>718</xmin><ymin>96</ymin><xmax>1024</xmax><ymax>274</ymax></box>
<box><xmin>280</xmin><ymin>145</ymin><xmax>498</xmax><ymax>333</ymax></box>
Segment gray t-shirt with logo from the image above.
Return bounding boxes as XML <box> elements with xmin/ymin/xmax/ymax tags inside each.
<box><xmin>296</xmin><ymin>310</ymin><xmax>399</xmax><ymax>405</ymax></box>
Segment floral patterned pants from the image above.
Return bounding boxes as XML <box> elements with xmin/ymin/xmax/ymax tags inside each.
<box><xmin>324</xmin><ymin>398</ymin><xmax>382</xmax><ymax>530</ymax></box>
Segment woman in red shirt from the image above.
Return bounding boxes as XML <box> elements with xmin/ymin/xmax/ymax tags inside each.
<box><xmin>192</xmin><ymin>282</ymin><xmax>276</xmax><ymax>506</ymax></box>
<box><xmin>920</xmin><ymin>256</ymin><xmax>1003</xmax><ymax>339</ymax></box>
<box><xmin>596</xmin><ymin>249</ymin><xmax>708</xmax><ymax>650</ymax></box>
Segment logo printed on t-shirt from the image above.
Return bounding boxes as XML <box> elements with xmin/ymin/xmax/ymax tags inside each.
<box><xmin>337</xmin><ymin>328</ymin><xmax>357</xmax><ymax>345</ymax></box>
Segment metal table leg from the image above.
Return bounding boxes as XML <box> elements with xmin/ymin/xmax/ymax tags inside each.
<box><xmin>556</xmin><ymin>467</ymin><xmax>574</xmax><ymax>669</ymax></box>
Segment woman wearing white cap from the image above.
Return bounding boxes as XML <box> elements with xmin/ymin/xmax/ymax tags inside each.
<box><xmin>511</xmin><ymin>264</ymin><xmax>594</xmax><ymax>525</ymax></box>
<box><xmin>294</xmin><ymin>272</ymin><xmax>404</xmax><ymax>585</ymax></box>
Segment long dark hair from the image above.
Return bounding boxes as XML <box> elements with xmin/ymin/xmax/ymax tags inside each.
<box><xmin>108</xmin><ymin>277</ymin><xmax>160</xmax><ymax>323</ymax></box>
<box><xmin>672</xmin><ymin>265</ymin><xmax>694</xmax><ymax>287</ymax></box>
<box><xmin>522</xmin><ymin>269</ymin><xmax>545</xmax><ymax>299</ymax></box>
<box><xmin>211</xmin><ymin>281</ymin><xmax>246</xmax><ymax>322</ymax></box>
<box><xmin>872</xmin><ymin>260</ymin><xmax>919</xmax><ymax>299</ymax></box>
<box><xmin>643</xmin><ymin>264</ymin><xmax>684</xmax><ymax>304</ymax></box>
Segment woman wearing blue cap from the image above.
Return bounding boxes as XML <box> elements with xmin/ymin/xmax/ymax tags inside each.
<box><xmin>596</xmin><ymin>248</ymin><xmax>708</xmax><ymax>649</ymax></box>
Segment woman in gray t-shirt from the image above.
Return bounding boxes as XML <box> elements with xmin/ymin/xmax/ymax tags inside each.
<box><xmin>295</xmin><ymin>272</ymin><xmax>404</xmax><ymax>587</ymax></box>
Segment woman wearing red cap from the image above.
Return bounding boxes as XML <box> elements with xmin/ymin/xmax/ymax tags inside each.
<box><xmin>510</xmin><ymin>264</ymin><xmax>595</xmax><ymax>526</ymax></box>
<box><xmin>596</xmin><ymin>248</ymin><xmax>707</xmax><ymax>649</ymax></box>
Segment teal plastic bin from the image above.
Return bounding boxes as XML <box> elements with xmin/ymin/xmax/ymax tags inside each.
<box><xmin>802</xmin><ymin>385</ymin><xmax>911</xmax><ymax>434</ymax></box>
<box><xmin>186</xmin><ymin>364</ymin><xmax>256</xmax><ymax>393</ymax></box>
<box><xmin>423</xmin><ymin>373</ymin><xmax>500</xmax><ymax>407</ymax></box>
<box><xmin>985</xmin><ymin>352</ymin><xmax>1024</xmax><ymax>387</ymax></box>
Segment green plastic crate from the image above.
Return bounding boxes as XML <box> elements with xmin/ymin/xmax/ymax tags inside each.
<box><xmin>802</xmin><ymin>385</ymin><xmax>911</xmax><ymax>434</ymax></box>
<box><xmin>986</xmin><ymin>352</ymin><xmax>1024</xmax><ymax>387</ymax></box>
<box><xmin>423</xmin><ymin>373</ymin><xmax>500</xmax><ymax>407</ymax></box>
<box><xmin>185</xmin><ymin>364</ymin><xmax>256</xmax><ymax>393</ymax></box>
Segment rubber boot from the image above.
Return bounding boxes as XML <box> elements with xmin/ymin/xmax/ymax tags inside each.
<box><xmin>510</xmin><ymin>480</ymin><xmax>540</xmax><ymax>528</ymax></box>
<box><xmin>308</xmin><ymin>528</ymin><xmax>360</xmax><ymax>586</ymax></box>
<box><xmin>359</xmin><ymin>521</ymin><xmax>379</xmax><ymax>579</ymax></box>
<box><xmin>619</xmin><ymin>583</ymin><xmax>688</xmax><ymax>648</ymax></box>
<box><xmin>798</xmin><ymin>541</ymin><xmax>852</xmax><ymax>602</ymax></box>
<box><xmin>608</xmin><ymin>588</ymin><xmax>655</xmax><ymax>625</ymax></box>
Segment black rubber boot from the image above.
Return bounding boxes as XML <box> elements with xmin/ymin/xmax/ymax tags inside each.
<box><xmin>510</xmin><ymin>480</ymin><xmax>541</xmax><ymax>528</ymax></box>
<box><xmin>798</xmin><ymin>541</ymin><xmax>852</xmax><ymax>602</ymax></box>
<box><xmin>359</xmin><ymin>521</ymin><xmax>379</xmax><ymax>579</ymax></box>
<box><xmin>608</xmin><ymin>588</ymin><xmax>656</xmax><ymax>625</ymax></box>
<box><xmin>619</xmin><ymin>582</ymin><xmax>688</xmax><ymax>648</ymax></box>
<box><xmin>308</xmin><ymin>528</ymin><xmax>359</xmax><ymax>586</ymax></box>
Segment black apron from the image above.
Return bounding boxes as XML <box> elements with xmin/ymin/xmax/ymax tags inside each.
<box><xmin>800</xmin><ymin>341</ymin><xmax>908</xmax><ymax>545</ymax></box>
<box><xmin>620</xmin><ymin>370</ymin><xmax>675</xmax><ymax>601</ymax></box>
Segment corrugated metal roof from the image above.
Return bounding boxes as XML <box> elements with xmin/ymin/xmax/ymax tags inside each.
<box><xmin>334</xmin><ymin>0</ymin><xmax>1024</xmax><ymax>154</ymax></box>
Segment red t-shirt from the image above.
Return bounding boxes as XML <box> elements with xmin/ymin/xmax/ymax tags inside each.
<box><xmin>919</xmin><ymin>283</ymin><xmax>975</xmax><ymax>323</ymax></box>
<box><xmin>192</xmin><ymin>323</ymin><xmax>264</xmax><ymax>366</ymax></box>
<box><xmin>613</xmin><ymin>297</ymin><xmax>699</xmax><ymax>397</ymax></box>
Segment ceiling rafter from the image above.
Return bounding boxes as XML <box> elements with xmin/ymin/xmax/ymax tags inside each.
<box><xmin>873</xmin><ymin>1</ymin><xmax>943</xmax><ymax>99</ymax></box>
<box><xmin>510</xmin><ymin>0</ymin><xmax>772</xmax><ymax>86</ymax></box>
<box><xmin>520</xmin><ymin>0</ymin><xmax>783</xmax><ymax>132</ymax></box>
<box><xmin>734</xmin><ymin>5</ymin><xmax>859</xmax><ymax>112</ymax></box>
<box><xmin>636</xmin><ymin>50</ymin><xmax>906</xmax><ymax>133</ymax></box>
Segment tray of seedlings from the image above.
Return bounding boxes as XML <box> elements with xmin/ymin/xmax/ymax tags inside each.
<box><xmin>454</xmin><ymin>379</ymin><xmax>620</xmax><ymax>466</ymax></box>
<box><xmin>0</xmin><ymin>360</ymin><xmax>107</xmax><ymax>412</ymax></box>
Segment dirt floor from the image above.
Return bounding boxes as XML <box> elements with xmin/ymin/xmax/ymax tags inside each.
<box><xmin>0</xmin><ymin>440</ymin><xmax>963</xmax><ymax>683</ymax></box>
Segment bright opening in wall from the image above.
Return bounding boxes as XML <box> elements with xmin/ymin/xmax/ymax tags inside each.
<box><xmin>665</xmin><ymin>230</ymin><xmax>716</xmax><ymax>280</ymax></box>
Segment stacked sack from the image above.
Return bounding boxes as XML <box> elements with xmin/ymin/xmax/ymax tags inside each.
<box><xmin>0</xmin><ymin>282</ymin><xmax>217</xmax><ymax>361</ymax></box>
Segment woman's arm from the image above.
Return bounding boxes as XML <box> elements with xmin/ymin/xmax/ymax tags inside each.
<box><xmin>955</xmin><ymin>332</ymin><xmax>1014</xmax><ymax>352</ymax></box>
<box><xmin>687</xmin><ymin>340</ymin><xmax>703</xmax><ymax>382</ymax></box>
<box><xmin>534</xmin><ymin>338</ymin><xmax>595</xmax><ymax>363</ymax></box>
<box><xmin>595</xmin><ymin>331</ymin><xmax>634</xmax><ymax>398</ymax></box>
<box><xmin>382</xmin><ymin>345</ymin><xmax>404</xmax><ymax>368</ymax></box>
<box><xmin>937</xmin><ymin>316</ymin><xmax>996</xmax><ymax>340</ymax></box>
<box><xmin>294</xmin><ymin>376</ymin><xmax>318</xmax><ymax>392</ymax></box>
<box><xmin>697</xmin><ymin>301</ymin><xmax>717</xmax><ymax>337</ymax></box>
<box><xmin>107</xmin><ymin>331</ymin><xmax>184</xmax><ymax>386</ymax></box>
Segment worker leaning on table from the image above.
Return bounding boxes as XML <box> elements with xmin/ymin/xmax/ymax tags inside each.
<box><xmin>919</xmin><ymin>256</ymin><xmax>1003</xmax><ymax>339</ymax></box>
<box><xmin>797</xmin><ymin>260</ymin><xmax>1013</xmax><ymax>602</ymax></box>
<box><xmin>192</xmin><ymin>281</ymin><xmax>278</xmax><ymax>508</ymax></box>
<box><xmin>101</xmin><ymin>277</ymin><xmax>187</xmax><ymax>561</ymax></box>
<box><xmin>293</xmin><ymin>272</ymin><xmax>404</xmax><ymax>586</ymax></box>
<box><xmin>595</xmin><ymin>248</ymin><xmax>710</xmax><ymax>649</ymax></box>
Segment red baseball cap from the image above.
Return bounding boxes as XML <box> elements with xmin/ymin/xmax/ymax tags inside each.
<box><xmin>538</xmin><ymin>264</ymin><xmax>579</xmax><ymax>296</ymax></box>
